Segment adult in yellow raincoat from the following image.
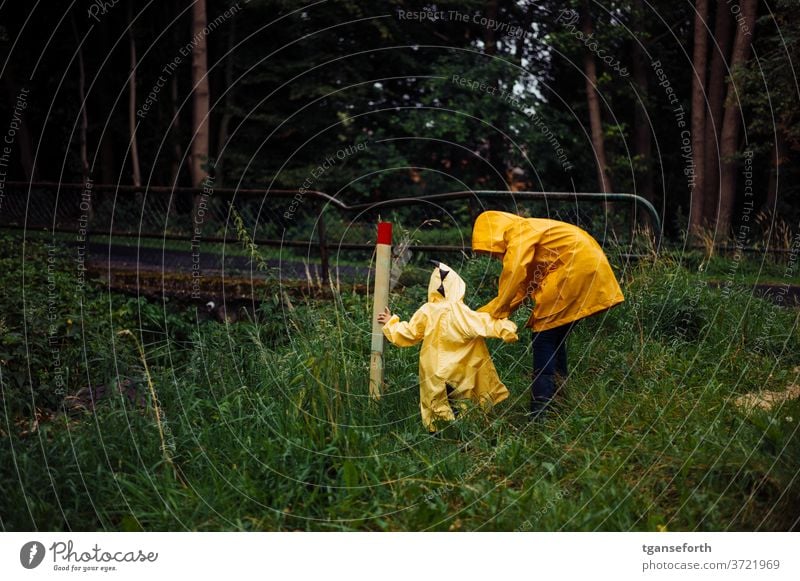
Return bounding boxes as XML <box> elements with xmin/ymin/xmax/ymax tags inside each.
<box><xmin>471</xmin><ymin>211</ymin><xmax>624</xmax><ymax>416</ymax></box>
<box><xmin>378</xmin><ymin>262</ymin><xmax>518</xmax><ymax>431</ymax></box>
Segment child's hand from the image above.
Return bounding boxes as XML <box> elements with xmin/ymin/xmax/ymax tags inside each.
<box><xmin>377</xmin><ymin>306</ymin><xmax>392</xmax><ymax>325</ymax></box>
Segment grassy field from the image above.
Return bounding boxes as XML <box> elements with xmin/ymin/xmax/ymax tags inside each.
<box><xmin>1</xmin><ymin>236</ymin><xmax>799</xmax><ymax>531</ymax></box>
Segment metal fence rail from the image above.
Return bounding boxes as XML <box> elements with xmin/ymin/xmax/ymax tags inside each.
<box><xmin>2</xmin><ymin>181</ymin><xmax>664</xmax><ymax>283</ymax></box>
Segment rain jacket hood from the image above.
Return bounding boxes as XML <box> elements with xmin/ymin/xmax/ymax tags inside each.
<box><xmin>471</xmin><ymin>211</ymin><xmax>624</xmax><ymax>330</ymax></box>
<box><xmin>471</xmin><ymin>210</ymin><xmax>520</xmax><ymax>255</ymax></box>
<box><xmin>427</xmin><ymin>262</ymin><xmax>466</xmax><ymax>303</ymax></box>
<box><xmin>382</xmin><ymin>263</ymin><xmax>517</xmax><ymax>431</ymax></box>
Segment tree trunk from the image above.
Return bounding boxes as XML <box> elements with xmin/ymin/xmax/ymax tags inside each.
<box><xmin>582</xmin><ymin>3</ymin><xmax>613</xmax><ymax>193</ymax></box>
<box><xmin>484</xmin><ymin>0</ymin><xmax>498</xmax><ymax>55</ymax></box>
<box><xmin>702</xmin><ymin>1</ymin><xmax>734</xmax><ymax>224</ymax></box>
<box><xmin>765</xmin><ymin>132</ymin><xmax>787</xmax><ymax>214</ymax></box>
<box><xmin>78</xmin><ymin>49</ymin><xmax>89</xmax><ymax>185</ymax></box>
<box><xmin>71</xmin><ymin>16</ymin><xmax>91</xmax><ymax>220</ymax></box>
<box><xmin>483</xmin><ymin>0</ymin><xmax>505</xmax><ymax>179</ymax></box>
<box><xmin>717</xmin><ymin>0</ymin><xmax>758</xmax><ymax>236</ymax></box>
<box><xmin>514</xmin><ymin>9</ymin><xmax>528</xmax><ymax>67</ymax></box>
<box><xmin>169</xmin><ymin>1</ymin><xmax>184</xmax><ymax>192</ymax></box>
<box><xmin>170</xmin><ymin>75</ymin><xmax>182</xmax><ymax>186</ymax></box>
<box><xmin>100</xmin><ymin>133</ymin><xmax>115</xmax><ymax>184</ymax></box>
<box><xmin>2</xmin><ymin>24</ymin><xmax>38</xmax><ymax>181</ymax></box>
<box><xmin>216</xmin><ymin>16</ymin><xmax>235</xmax><ymax>188</ymax></box>
<box><xmin>689</xmin><ymin>0</ymin><xmax>709</xmax><ymax>240</ymax></box>
<box><xmin>128</xmin><ymin>4</ymin><xmax>141</xmax><ymax>188</ymax></box>
<box><xmin>632</xmin><ymin>0</ymin><xmax>653</xmax><ymax>203</ymax></box>
<box><xmin>2</xmin><ymin>78</ymin><xmax>38</xmax><ymax>182</ymax></box>
<box><xmin>190</xmin><ymin>0</ymin><xmax>210</xmax><ymax>199</ymax></box>
<box><xmin>95</xmin><ymin>18</ymin><xmax>114</xmax><ymax>184</ymax></box>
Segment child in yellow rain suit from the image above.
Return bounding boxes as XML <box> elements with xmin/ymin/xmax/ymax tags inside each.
<box><xmin>471</xmin><ymin>211</ymin><xmax>624</xmax><ymax>417</ymax></box>
<box><xmin>377</xmin><ymin>262</ymin><xmax>518</xmax><ymax>431</ymax></box>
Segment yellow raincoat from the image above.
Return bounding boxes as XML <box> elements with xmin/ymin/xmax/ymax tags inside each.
<box><xmin>382</xmin><ymin>263</ymin><xmax>518</xmax><ymax>430</ymax></box>
<box><xmin>471</xmin><ymin>211</ymin><xmax>624</xmax><ymax>331</ymax></box>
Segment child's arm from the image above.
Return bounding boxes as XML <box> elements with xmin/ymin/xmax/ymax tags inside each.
<box><xmin>455</xmin><ymin>306</ymin><xmax>519</xmax><ymax>343</ymax></box>
<box><xmin>379</xmin><ymin>306</ymin><xmax>428</xmax><ymax>347</ymax></box>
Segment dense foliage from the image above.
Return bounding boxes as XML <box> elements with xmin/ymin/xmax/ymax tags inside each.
<box><xmin>1</xmin><ymin>1</ymin><xmax>797</xmax><ymax>237</ymax></box>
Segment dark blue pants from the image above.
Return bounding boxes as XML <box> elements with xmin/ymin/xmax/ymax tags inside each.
<box><xmin>531</xmin><ymin>322</ymin><xmax>574</xmax><ymax>415</ymax></box>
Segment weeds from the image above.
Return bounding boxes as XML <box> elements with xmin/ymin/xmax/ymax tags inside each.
<box><xmin>1</xmin><ymin>238</ymin><xmax>799</xmax><ymax>531</ymax></box>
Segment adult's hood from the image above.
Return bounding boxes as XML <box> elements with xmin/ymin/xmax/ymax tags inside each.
<box><xmin>427</xmin><ymin>262</ymin><xmax>466</xmax><ymax>303</ymax></box>
<box><xmin>471</xmin><ymin>211</ymin><xmax>526</xmax><ymax>255</ymax></box>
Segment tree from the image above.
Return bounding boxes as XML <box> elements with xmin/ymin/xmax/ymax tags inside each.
<box><xmin>128</xmin><ymin>1</ymin><xmax>141</xmax><ymax>188</ymax></box>
<box><xmin>483</xmin><ymin>0</ymin><xmax>499</xmax><ymax>55</ymax></box>
<box><xmin>71</xmin><ymin>15</ymin><xmax>89</xmax><ymax>187</ymax></box>
<box><xmin>1</xmin><ymin>76</ymin><xmax>38</xmax><ymax>181</ymax></box>
<box><xmin>689</xmin><ymin>0</ymin><xmax>709</xmax><ymax>239</ymax></box>
<box><xmin>190</xmin><ymin>0</ymin><xmax>210</xmax><ymax>194</ymax></box>
<box><xmin>581</xmin><ymin>1</ymin><xmax>613</xmax><ymax>193</ymax></box>
<box><xmin>738</xmin><ymin>0</ymin><xmax>800</xmax><ymax>221</ymax></box>
<box><xmin>717</xmin><ymin>0</ymin><xmax>758</xmax><ymax>236</ymax></box>
<box><xmin>631</xmin><ymin>0</ymin><xmax>653</xmax><ymax>203</ymax></box>
<box><xmin>169</xmin><ymin>0</ymin><xmax>184</xmax><ymax>188</ymax></box>
<box><xmin>702</xmin><ymin>1</ymin><xmax>734</xmax><ymax>224</ymax></box>
<box><xmin>481</xmin><ymin>0</ymin><xmax>505</xmax><ymax>177</ymax></box>
<box><xmin>215</xmin><ymin>12</ymin><xmax>235</xmax><ymax>187</ymax></box>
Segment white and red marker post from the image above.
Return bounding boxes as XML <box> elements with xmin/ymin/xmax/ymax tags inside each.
<box><xmin>369</xmin><ymin>222</ymin><xmax>392</xmax><ymax>399</ymax></box>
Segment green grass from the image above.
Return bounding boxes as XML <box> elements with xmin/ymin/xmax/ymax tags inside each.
<box><xmin>1</xmin><ymin>240</ymin><xmax>799</xmax><ymax>531</ymax></box>
<box><xmin>670</xmin><ymin>248</ymin><xmax>800</xmax><ymax>286</ymax></box>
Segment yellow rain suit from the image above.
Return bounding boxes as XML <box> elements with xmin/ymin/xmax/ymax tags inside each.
<box><xmin>471</xmin><ymin>211</ymin><xmax>624</xmax><ymax>331</ymax></box>
<box><xmin>382</xmin><ymin>263</ymin><xmax>518</xmax><ymax>431</ymax></box>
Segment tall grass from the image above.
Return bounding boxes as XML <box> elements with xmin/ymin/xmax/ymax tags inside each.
<box><xmin>1</xmin><ymin>243</ymin><xmax>798</xmax><ymax>531</ymax></box>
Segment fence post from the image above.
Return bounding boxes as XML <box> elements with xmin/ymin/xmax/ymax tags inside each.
<box><xmin>369</xmin><ymin>222</ymin><xmax>392</xmax><ymax>399</ymax></box>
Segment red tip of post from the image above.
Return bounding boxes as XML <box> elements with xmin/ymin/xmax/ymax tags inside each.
<box><xmin>377</xmin><ymin>222</ymin><xmax>392</xmax><ymax>245</ymax></box>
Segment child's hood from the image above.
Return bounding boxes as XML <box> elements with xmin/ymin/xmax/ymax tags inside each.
<box><xmin>428</xmin><ymin>262</ymin><xmax>466</xmax><ymax>303</ymax></box>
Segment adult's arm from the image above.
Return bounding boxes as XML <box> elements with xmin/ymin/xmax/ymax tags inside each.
<box><xmin>478</xmin><ymin>225</ymin><xmax>537</xmax><ymax>318</ymax></box>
